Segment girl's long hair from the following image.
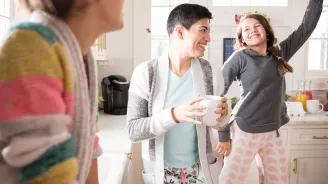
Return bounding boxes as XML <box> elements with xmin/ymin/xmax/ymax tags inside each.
<box><xmin>234</xmin><ymin>14</ymin><xmax>293</xmax><ymax>76</ymax></box>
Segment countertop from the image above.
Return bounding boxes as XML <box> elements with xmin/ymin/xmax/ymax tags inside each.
<box><xmin>288</xmin><ymin>112</ymin><xmax>328</xmax><ymax>125</ymax></box>
<box><xmin>95</xmin><ymin>111</ymin><xmax>328</xmax><ymax>183</ymax></box>
<box><xmin>97</xmin><ymin>112</ymin><xmax>130</xmax><ymax>184</ymax></box>
<box><xmin>98</xmin><ymin>112</ymin><xmax>131</xmax><ymax>154</ymax></box>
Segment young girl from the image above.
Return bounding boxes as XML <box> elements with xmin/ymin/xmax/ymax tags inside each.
<box><xmin>0</xmin><ymin>0</ymin><xmax>124</xmax><ymax>183</ymax></box>
<box><xmin>217</xmin><ymin>0</ymin><xmax>323</xmax><ymax>183</ymax></box>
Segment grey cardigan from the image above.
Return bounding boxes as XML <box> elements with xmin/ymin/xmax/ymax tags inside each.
<box><xmin>127</xmin><ymin>55</ymin><xmax>229</xmax><ymax>184</ymax></box>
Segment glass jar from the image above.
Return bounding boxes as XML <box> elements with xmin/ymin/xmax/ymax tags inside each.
<box><xmin>295</xmin><ymin>80</ymin><xmax>307</xmax><ymax>111</ymax></box>
<box><xmin>305</xmin><ymin>80</ymin><xmax>313</xmax><ymax>100</ymax></box>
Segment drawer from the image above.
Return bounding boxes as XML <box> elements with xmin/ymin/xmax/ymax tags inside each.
<box><xmin>291</xmin><ymin>129</ymin><xmax>328</xmax><ymax>145</ymax></box>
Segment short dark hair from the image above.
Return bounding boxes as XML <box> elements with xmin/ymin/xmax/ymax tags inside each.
<box><xmin>166</xmin><ymin>3</ymin><xmax>213</xmax><ymax>36</ymax></box>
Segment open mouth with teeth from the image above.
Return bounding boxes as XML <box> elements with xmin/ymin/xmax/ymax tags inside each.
<box><xmin>250</xmin><ymin>34</ymin><xmax>260</xmax><ymax>39</ymax></box>
<box><xmin>198</xmin><ymin>44</ymin><xmax>206</xmax><ymax>50</ymax></box>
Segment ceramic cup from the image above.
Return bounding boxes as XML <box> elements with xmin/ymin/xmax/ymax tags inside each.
<box><xmin>199</xmin><ymin>95</ymin><xmax>225</xmax><ymax>126</ymax></box>
<box><xmin>306</xmin><ymin>100</ymin><xmax>324</xmax><ymax>114</ymax></box>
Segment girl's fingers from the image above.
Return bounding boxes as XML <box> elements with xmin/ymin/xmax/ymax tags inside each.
<box><xmin>225</xmin><ymin>149</ymin><xmax>231</xmax><ymax>156</ymax></box>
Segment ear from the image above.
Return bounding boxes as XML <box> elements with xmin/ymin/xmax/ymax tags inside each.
<box><xmin>175</xmin><ymin>25</ymin><xmax>184</xmax><ymax>40</ymax></box>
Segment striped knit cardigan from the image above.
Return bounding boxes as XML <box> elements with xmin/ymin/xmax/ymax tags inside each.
<box><xmin>0</xmin><ymin>10</ymin><xmax>100</xmax><ymax>184</ymax></box>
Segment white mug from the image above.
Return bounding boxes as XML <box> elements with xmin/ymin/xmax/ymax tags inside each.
<box><xmin>306</xmin><ymin>100</ymin><xmax>324</xmax><ymax>114</ymax></box>
<box><xmin>199</xmin><ymin>95</ymin><xmax>224</xmax><ymax>126</ymax></box>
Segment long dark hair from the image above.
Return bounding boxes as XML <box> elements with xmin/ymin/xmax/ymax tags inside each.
<box><xmin>234</xmin><ymin>14</ymin><xmax>293</xmax><ymax>77</ymax></box>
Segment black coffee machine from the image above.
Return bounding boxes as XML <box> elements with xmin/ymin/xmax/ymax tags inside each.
<box><xmin>101</xmin><ymin>75</ymin><xmax>129</xmax><ymax>115</ymax></box>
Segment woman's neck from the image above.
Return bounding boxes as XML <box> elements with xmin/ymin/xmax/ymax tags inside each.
<box><xmin>168</xmin><ymin>48</ymin><xmax>192</xmax><ymax>77</ymax></box>
<box><xmin>65</xmin><ymin>13</ymin><xmax>104</xmax><ymax>55</ymax></box>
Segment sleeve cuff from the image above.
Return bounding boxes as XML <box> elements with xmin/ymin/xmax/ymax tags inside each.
<box><xmin>151</xmin><ymin>107</ymin><xmax>177</xmax><ymax>136</ymax></box>
<box><xmin>158</xmin><ymin>107</ymin><xmax>177</xmax><ymax>130</ymax></box>
<box><xmin>219</xmin><ymin>131</ymin><xmax>231</xmax><ymax>142</ymax></box>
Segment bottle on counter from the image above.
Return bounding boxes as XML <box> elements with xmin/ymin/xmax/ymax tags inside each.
<box><xmin>295</xmin><ymin>80</ymin><xmax>307</xmax><ymax>111</ymax></box>
<box><xmin>305</xmin><ymin>79</ymin><xmax>313</xmax><ymax>100</ymax></box>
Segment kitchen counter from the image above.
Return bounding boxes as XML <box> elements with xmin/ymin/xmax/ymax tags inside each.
<box><xmin>98</xmin><ymin>112</ymin><xmax>131</xmax><ymax>153</ymax></box>
<box><xmin>96</xmin><ymin>111</ymin><xmax>328</xmax><ymax>184</ymax></box>
<box><xmin>97</xmin><ymin>112</ymin><xmax>130</xmax><ymax>184</ymax></box>
<box><xmin>288</xmin><ymin>112</ymin><xmax>328</xmax><ymax>125</ymax></box>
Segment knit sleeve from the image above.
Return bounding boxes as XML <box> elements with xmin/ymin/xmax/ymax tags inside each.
<box><xmin>0</xmin><ymin>27</ymin><xmax>78</xmax><ymax>183</ymax></box>
<box><xmin>276</xmin><ymin>0</ymin><xmax>323</xmax><ymax>61</ymax></box>
<box><xmin>127</xmin><ymin>61</ymin><xmax>177</xmax><ymax>143</ymax></box>
<box><xmin>221</xmin><ymin>51</ymin><xmax>243</xmax><ymax>96</ymax></box>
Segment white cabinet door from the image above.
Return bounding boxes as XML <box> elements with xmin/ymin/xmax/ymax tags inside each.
<box><xmin>98</xmin><ymin>153</ymin><xmax>128</xmax><ymax>184</ymax></box>
<box><xmin>133</xmin><ymin>0</ymin><xmax>151</xmax><ymax>68</ymax></box>
<box><xmin>290</xmin><ymin>150</ymin><xmax>328</xmax><ymax>184</ymax></box>
<box><xmin>122</xmin><ymin>157</ymin><xmax>131</xmax><ymax>184</ymax></box>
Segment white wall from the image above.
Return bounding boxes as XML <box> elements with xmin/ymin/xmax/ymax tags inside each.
<box><xmin>97</xmin><ymin>0</ymin><xmax>135</xmax><ymax>85</ymax></box>
<box><xmin>101</xmin><ymin>0</ymin><xmax>313</xmax><ymax>99</ymax></box>
<box><xmin>12</xmin><ymin>2</ymin><xmax>29</xmax><ymax>22</ymax></box>
<box><xmin>12</xmin><ymin>0</ymin><xmax>316</xmax><ymax>98</ymax></box>
<box><xmin>197</xmin><ymin>0</ymin><xmax>309</xmax><ymax>98</ymax></box>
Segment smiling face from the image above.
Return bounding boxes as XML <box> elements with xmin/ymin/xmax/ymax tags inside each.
<box><xmin>241</xmin><ymin>18</ymin><xmax>267</xmax><ymax>48</ymax></box>
<box><xmin>182</xmin><ymin>18</ymin><xmax>211</xmax><ymax>57</ymax></box>
<box><xmin>234</xmin><ymin>14</ymin><xmax>275</xmax><ymax>51</ymax></box>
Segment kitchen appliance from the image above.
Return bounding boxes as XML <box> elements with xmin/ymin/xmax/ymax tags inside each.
<box><xmin>101</xmin><ymin>75</ymin><xmax>129</xmax><ymax>115</ymax></box>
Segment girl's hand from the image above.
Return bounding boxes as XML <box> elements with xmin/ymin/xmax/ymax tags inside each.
<box><xmin>216</xmin><ymin>141</ymin><xmax>231</xmax><ymax>156</ymax></box>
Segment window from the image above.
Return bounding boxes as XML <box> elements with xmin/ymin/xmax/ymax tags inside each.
<box><xmin>223</xmin><ymin>38</ymin><xmax>235</xmax><ymax>63</ymax></box>
<box><xmin>0</xmin><ymin>0</ymin><xmax>11</xmax><ymax>39</ymax></box>
<box><xmin>151</xmin><ymin>0</ymin><xmax>189</xmax><ymax>58</ymax></box>
<box><xmin>213</xmin><ymin>0</ymin><xmax>288</xmax><ymax>7</ymax></box>
<box><xmin>308</xmin><ymin>1</ymin><xmax>328</xmax><ymax>71</ymax></box>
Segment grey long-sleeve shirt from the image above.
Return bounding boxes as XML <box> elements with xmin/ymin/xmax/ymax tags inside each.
<box><xmin>220</xmin><ymin>0</ymin><xmax>323</xmax><ymax>142</ymax></box>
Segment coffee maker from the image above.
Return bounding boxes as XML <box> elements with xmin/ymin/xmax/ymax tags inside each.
<box><xmin>101</xmin><ymin>75</ymin><xmax>129</xmax><ymax>115</ymax></box>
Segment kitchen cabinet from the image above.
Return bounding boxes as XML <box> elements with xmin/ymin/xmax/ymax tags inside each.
<box><xmin>246</xmin><ymin>113</ymin><xmax>328</xmax><ymax>184</ymax></box>
<box><xmin>97</xmin><ymin>113</ymin><xmax>133</xmax><ymax>184</ymax></box>
<box><xmin>289</xmin><ymin>150</ymin><xmax>328</xmax><ymax>184</ymax></box>
<box><xmin>98</xmin><ymin>153</ymin><xmax>129</xmax><ymax>184</ymax></box>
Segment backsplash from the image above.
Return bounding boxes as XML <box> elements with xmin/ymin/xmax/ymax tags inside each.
<box><xmin>97</xmin><ymin>58</ymin><xmax>133</xmax><ymax>97</ymax></box>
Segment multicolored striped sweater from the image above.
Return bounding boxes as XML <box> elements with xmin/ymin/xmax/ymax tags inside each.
<box><xmin>0</xmin><ymin>10</ymin><xmax>101</xmax><ymax>184</ymax></box>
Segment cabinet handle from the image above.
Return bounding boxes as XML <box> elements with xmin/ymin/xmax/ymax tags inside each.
<box><xmin>312</xmin><ymin>136</ymin><xmax>328</xmax><ymax>139</ymax></box>
<box><xmin>293</xmin><ymin>158</ymin><xmax>298</xmax><ymax>174</ymax></box>
<box><xmin>125</xmin><ymin>153</ymin><xmax>133</xmax><ymax>160</ymax></box>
